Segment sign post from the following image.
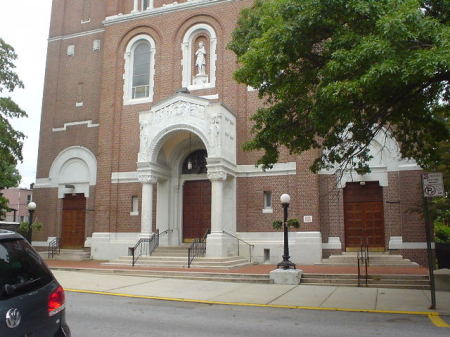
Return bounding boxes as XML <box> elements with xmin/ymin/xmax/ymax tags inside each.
<box><xmin>421</xmin><ymin>172</ymin><xmax>444</xmax><ymax>310</ymax></box>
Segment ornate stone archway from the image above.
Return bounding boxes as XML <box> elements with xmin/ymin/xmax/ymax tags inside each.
<box><xmin>137</xmin><ymin>92</ymin><xmax>237</xmax><ymax>256</ymax></box>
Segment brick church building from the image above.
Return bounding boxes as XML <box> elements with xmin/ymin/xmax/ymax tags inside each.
<box><xmin>33</xmin><ymin>0</ymin><xmax>429</xmax><ymax>266</ymax></box>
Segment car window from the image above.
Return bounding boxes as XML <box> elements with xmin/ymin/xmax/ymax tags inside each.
<box><xmin>0</xmin><ymin>239</ymin><xmax>53</xmax><ymax>299</ymax></box>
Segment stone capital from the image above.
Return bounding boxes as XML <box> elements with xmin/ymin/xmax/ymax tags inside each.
<box><xmin>207</xmin><ymin>171</ymin><xmax>227</xmax><ymax>182</ymax></box>
<box><xmin>138</xmin><ymin>173</ymin><xmax>158</xmax><ymax>184</ymax></box>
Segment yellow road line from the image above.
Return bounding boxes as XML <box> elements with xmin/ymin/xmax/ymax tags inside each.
<box><xmin>428</xmin><ymin>314</ymin><xmax>450</xmax><ymax>328</ymax></box>
<box><xmin>64</xmin><ymin>288</ymin><xmax>437</xmax><ymax>317</ymax></box>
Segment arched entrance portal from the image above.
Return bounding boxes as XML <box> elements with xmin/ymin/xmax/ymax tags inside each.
<box><xmin>137</xmin><ymin>92</ymin><xmax>238</xmax><ymax>257</ymax></box>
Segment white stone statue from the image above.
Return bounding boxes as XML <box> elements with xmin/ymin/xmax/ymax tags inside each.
<box><xmin>195</xmin><ymin>41</ymin><xmax>206</xmax><ymax>75</ymax></box>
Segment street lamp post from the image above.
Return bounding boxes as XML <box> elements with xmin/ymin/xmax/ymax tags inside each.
<box><xmin>26</xmin><ymin>201</ymin><xmax>37</xmax><ymax>244</ymax></box>
<box><xmin>277</xmin><ymin>194</ymin><xmax>296</xmax><ymax>270</ymax></box>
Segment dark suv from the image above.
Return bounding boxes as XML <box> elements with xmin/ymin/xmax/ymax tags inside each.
<box><xmin>0</xmin><ymin>230</ymin><xmax>70</xmax><ymax>336</ymax></box>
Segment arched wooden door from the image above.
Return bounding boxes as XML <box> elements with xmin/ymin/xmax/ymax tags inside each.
<box><xmin>182</xmin><ymin>180</ymin><xmax>211</xmax><ymax>242</ymax></box>
<box><xmin>344</xmin><ymin>182</ymin><xmax>385</xmax><ymax>250</ymax></box>
<box><xmin>61</xmin><ymin>194</ymin><xmax>86</xmax><ymax>248</ymax></box>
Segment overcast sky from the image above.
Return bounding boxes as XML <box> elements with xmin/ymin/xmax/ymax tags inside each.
<box><xmin>0</xmin><ymin>0</ymin><xmax>53</xmax><ymax>188</ymax></box>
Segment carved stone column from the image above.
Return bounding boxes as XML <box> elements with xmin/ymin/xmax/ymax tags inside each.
<box><xmin>208</xmin><ymin>171</ymin><xmax>226</xmax><ymax>232</ymax></box>
<box><xmin>132</xmin><ymin>0</ymin><xmax>139</xmax><ymax>13</ymax></box>
<box><xmin>206</xmin><ymin>170</ymin><xmax>236</xmax><ymax>257</ymax></box>
<box><xmin>138</xmin><ymin>173</ymin><xmax>157</xmax><ymax>234</ymax></box>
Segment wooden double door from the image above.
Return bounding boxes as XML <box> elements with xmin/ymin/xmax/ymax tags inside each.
<box><xmin>182</xmin><ymin>180</ymin><xmax>211</xmax><ymax>242</ymax></box>
<box><xmin>344</xmin><ymin>182</ymin><xmax>385</xmax><ymax>250</ymax></box>
<box><xmin>61</xmin><ymin>194</ymin><xmax>86</xmax><ymax>248</ymax></box>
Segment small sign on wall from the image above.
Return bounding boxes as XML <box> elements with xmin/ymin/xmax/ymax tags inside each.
<box><xmin>303</xmin><ymin>215</ymin><xmax>313</xmax><ymax>223</ymax></box>
<box><xmin>422</xmin><ymin>173</ymin><xmax>444</xmax><ymax>198</ymax></box>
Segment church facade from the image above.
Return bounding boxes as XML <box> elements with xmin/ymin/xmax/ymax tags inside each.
<box><xmin>33</xmin><ymin>0</ymin><xmax>429</xmax><ymax>266</ymax></box>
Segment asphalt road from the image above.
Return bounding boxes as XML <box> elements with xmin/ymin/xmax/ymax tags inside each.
<box><xmin>66</xmin><ymin>292</ymin><xmax>448</xmax><ymax>337</ymax></box>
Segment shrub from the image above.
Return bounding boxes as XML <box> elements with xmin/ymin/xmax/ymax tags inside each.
<box><xmin>17</xmin><ymin>221</ymin><xmax>43</xmax><ymax>238</ymax></box>
<box><xmin>434</xmin><ymin>221</ymin><xmax>450</xmax><ymax>243</ymax></box>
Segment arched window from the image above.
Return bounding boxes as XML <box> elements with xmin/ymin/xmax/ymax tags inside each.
<box><xmin>123</xmin><ymin>34</ymin><xmax>156</xmax><ymax>105</ymax></box>
<box><xmin>132</xmin><ymin>41</ymin><xmax>151</xmax><ymax>99</ymax></box>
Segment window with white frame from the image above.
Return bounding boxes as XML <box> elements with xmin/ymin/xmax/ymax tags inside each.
<box><xmin>263</xmin><ymin>191</ymin><xmax>273</xmax><ymax>213</ymax></box>
<box><xmin>123</xmin><ymin>34</ymin><xmax>156</xmax><ymax>105</ymax></box>
<box><xmin>132</xmin><ymin>41</ymin><xmax>151</xmax><ymax>99</ymax></box>
<box><xmin>130</xmin><ymin>196</ymin><xmax>139</xmax><ymax>216</ymax></box>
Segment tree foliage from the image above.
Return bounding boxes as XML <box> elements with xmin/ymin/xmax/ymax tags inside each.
<box><xmin>229</xmin><ymin>0</ymin><xmax>450</xmax><ymax>173</ymax></box>
<box><xmin>0</xmin><ymin>38</ymin><xmax>26</xmax><ymax>219</ymax></box>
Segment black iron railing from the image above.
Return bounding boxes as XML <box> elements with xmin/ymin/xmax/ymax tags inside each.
<box><xmin>357</xmin><ymin>237</ymin><xmax>369</xmax><ymax>287</ymax></box>
<box><xmin>48</xmin><ymin>238</ymin><xmax>60</xmax><ymax>259</ymax></box>
<box><xmin>129</xmin><ymin>229</ymin><xmax>173</xmax><ymax>266</ymax></box>
<box><xmin>222</xmin><ymin>230</ymin><xmax>254</xmax><ymax>263</ymax></box>
<box><xmin>187</xmin><ymin>229</ymin><xmax>210</xmax><ymax>268</ymax></box>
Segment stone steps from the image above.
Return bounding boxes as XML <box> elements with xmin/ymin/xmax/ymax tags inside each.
<box><xmin>88</xmin><ymin>270</ymin><xmax>273</xmax><ymax>284</ymax></box>
<box><xmin>300</xmin><ymin>273</ymin><xmax>430</xmax><ymax>290</ymax></box>
<box><xmin>104</xmin><ymin>245</ymin><xmax>251</xmax><ymax>269</ymax></box>
<box><xmin>104</xmin><ymin>257</ymin><xmax>251</xmax><ymax>269</ymax></box>
<box><xmin>319</xmin><ymin>253</ymin><xmax>419</xmax><ymax>267</ymax></box>
<box><xmin>41</xmin><ymin>249</ymin><xmax>91</xmax><ymax>261</ymax></box>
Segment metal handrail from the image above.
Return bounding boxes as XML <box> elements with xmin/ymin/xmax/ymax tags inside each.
<box><xmin>48</xmin><ymin>238</ymin><xmax>60</xmax><ymax>259</ymax></box>
<box><xmin>221</xmin><ymin>230</ymin><xmax>254</xmax><ymax>263</ymax></box>
<box><xmin>187</xmin><ymin>229</ymin><xmax>210</xmax><ymax>268</ymax></box>
<box><xmin>357</xmin><ymin>237</ymin><xmax>369</xmax><ymax>287</ymax></box>
<box><xmin>129</xmin><ymin>229</ymin><xmax>173</xmax><ymax>266</ymax></box>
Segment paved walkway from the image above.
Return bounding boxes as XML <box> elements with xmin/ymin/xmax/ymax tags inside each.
<box><xmin>45</xmin><ymin>259</ymin><xmax>429</xmax><ymax>275</ymax></box>
<box><xmin>46</xmin><ymin>260</ymin><xmax>450</xmax><ymax>318</ymax></box>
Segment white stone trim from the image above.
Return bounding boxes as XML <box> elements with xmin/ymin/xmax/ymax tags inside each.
<box><xmin>389</xmin><ymin>236</ymin><xmax>435</xmax><ymax>249</ymax></box>
<box><xmin>111</xmin><ymin>171</ymin><xmax>139</xmax><ymax>183</ymax></box>
<box><xmin>181</xmin><ymin>23</ymin><xmax>217</xmax><ymax>90</ymax></box>
<box><xmin>237</xmin><ymin>231</ymin><xmax>322</xmax><ymax>265</ymax></box>
<box><xmin>123</xmin><ymin>34</ymin><xmax>156</xmax><ymax>105</ymax></box>
<box><xmin>111</xmin><ymin>162</ymin><xmax>297</xmax><ymax>184</ymax></box>
<box><xmin>32</xmin><ymin>237</ymin><xmax>56</xmax><ymax>247</ymax></box>
<box><xmin>236</xmin><ymin>162</ymin><xmax>296</xmax><ymax>177</ymax></box>
<box><xmin>398</xmin><ymin>163</ymin><xmax>421</xmax><ymax>171</ymax></box>
<box><xmin>34</xmin><ymin>146</ymin><xmax>97</xmax><ymax>199</ymax></box>
<box><xmin>52</xmin><ymin>120</ymin><xmax>99</xmax><ymax>132</ymax></box>
<box><xmin>319</xmin><ymin>129</ymin><xmax>422</xmax><ymax>184</ymax></box>
<box><xmin>89</xmin><ymin>232</ymin><xmax>142</xmax><ymax>260</ymax></box>
<box><xmin>262</xmin><ymin>208</ymin><xmax>273</xmax><ymax>214</ymax></box>
<box><xmin>338</xmin><ymin>166</ymin><xmax>389</xmax><ymax>188</ymax></box>
<box><xmin>322</xmin><ymin>237</ymin><xmax>342</xmax><ymax>250</ymax></box>
<box><xmin>48</xmin><ymin>28</ymin><xmax>105</xmax><ymax>42</ymax></box>
<box><xmin>105</xmin><ymin>0</ymin><xmax>233</xmax><ymax>26</ymax></box>
<box><xmin>200</xmin><ymin>94</ymin><xmax>219</xmax><ymax>100</ymax></box>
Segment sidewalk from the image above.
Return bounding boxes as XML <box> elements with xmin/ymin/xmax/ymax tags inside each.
<box><xmin>46</xmin><ymin>260</ymin><xmax>450</xmax><ymax>315</ymax></box>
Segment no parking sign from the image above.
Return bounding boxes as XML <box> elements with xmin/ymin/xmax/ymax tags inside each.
<box><xmin>422</xmin><ymin>172</ymin><xmax>444</xmax><ymax>198</ymax></box>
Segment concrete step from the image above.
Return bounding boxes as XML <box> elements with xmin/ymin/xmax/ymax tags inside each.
<box><xmin>41</xmin><ymin>249</ymin><xmax>91</xmax><ymax>261</ymax></box>
<box><xmin>103</xmin><ymin>256</ymin><xmax>251</xmax><ymax>269</ymax></box>
<box><xmin>82</xmin><ymin>269</ymin><xmax>272</xmax><ymax>284</ymax></box>
<box><xmin>318</xmin><ymin>262</ymin><xmax>419</xmax><ymax>267</ymax></box>
<box><xmin>320</xmin><ymin>253</ymin><xmax>419</xmax><ymax>267</ymax></box>
<box><xmin>300</xmin><ymin>282</ymin><xmax>429</xmax><ymax>290</ymax></box>
<box><xmin>300</xmin><ymin>273</ymin><xmax>430</xmax><ymax>290</ymax></box>
<box><xmin>301</xmin><ymin>273</ymin><xmax>429</xmax><ymax>280</ymax></box>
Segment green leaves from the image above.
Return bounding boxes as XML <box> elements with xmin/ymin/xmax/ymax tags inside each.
<box><xmin>229</xmin><ymin>0</ymin><xmax>450</xmax><ymax>172</ymax></box>
<box><xmin>272</xmin><ymin>218</ymin><xmax>301</xmax><ymax>230</ymax></box>
<box><xmin>0</xmin><ymin>38</ymin><xmax>26</xmax><ymax>217</ymax></box>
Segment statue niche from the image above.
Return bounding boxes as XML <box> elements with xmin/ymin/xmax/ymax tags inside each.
<box><xmin>192</xmin><ymin>36</ymin><xmax>208</xmax><ymax>86</ymax></box>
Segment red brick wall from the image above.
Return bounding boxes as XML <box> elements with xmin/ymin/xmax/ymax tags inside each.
<box><xmin>399</xmin><ymin>170</ymin><xmax>426</xmax><ymax>242</ymax></box>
